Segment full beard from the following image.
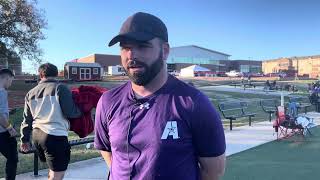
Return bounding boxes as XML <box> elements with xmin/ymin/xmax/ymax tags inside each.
<box><xmin>125</xmin><ymin>52</ymin><xmax>164</xmax><ymax>86</ymax></box>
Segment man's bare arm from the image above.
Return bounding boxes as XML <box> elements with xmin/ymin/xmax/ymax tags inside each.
<box><xmin>199</xmin><ymin>153</ymin><xmax>226</xmax><ymax>180</ymax></box>
<box><xmin>100</xmin><ymin>150</ymin><xmax>112</xmax><ymax>168</ymax></box>
<box><xmin>0</xmin><ymin>114</ymin><xmax>10</xmax><ymax>129</ymax></box>
<box><xmin>0</xmin><ymin>113</ymin><xmax>18</xmax><ymax>137</ymax></box>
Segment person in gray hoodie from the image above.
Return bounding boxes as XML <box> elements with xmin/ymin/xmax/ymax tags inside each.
<box><xmin>20</xmin><ymin>63</ymin><xmax>82</xmax><ymax>180</ymax></box>
<box><xmin>0</xmin><ymin>68</ymin><xmax>18</xmax><ymax>180</ymax></box>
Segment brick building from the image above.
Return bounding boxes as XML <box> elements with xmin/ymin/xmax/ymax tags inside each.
<box><xmin>74</xmin><ymin>54</ymin><xmax>121</xmax><ymax>75</ymax></box>
<box><xmin>71</xmin><ymin>45</ymin><xmax>262</xmax><ymax>75</ymax></box>
<box><xmin>0</xmin><ymin>56</ymin><xmax>22</xmax><ymax>75</ymax></box>
<box><xmin>262</xmin><ymin>55</ymin><xmax>320</xmax><ymax>78</ymax></box>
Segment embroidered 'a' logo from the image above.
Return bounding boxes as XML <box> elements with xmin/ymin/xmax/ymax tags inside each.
<box><xmin>161</xmin><ymin>121</ymin><xmax>179</xmax><ymax>139</ymax></box>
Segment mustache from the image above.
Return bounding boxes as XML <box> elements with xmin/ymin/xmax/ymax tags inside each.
<box><xmin>127</xmin><ymin>60</ymin><xmax>147</xmax><ymax>68</ymax></box>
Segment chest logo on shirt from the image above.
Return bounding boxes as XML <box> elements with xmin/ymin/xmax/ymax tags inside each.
<box><xmin>161</xmin><ymin>121</ymin><xmax>179</xmax><ymax>140</ymax></box>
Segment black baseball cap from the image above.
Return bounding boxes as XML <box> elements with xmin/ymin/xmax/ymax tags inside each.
<box><xmin>108</xmin><ymin>12</ymin><xmax>168</xmax><ymax>47</ymax></box>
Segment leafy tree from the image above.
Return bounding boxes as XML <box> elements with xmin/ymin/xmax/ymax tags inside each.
<box><xmin>0</xmin><ymin>0</ymin><xmax>46</xmax><ymax>63</ymax></box>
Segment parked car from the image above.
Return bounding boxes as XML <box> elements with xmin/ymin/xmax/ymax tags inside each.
<box><xmin>226</xmin><ymin>70</ymin><xmax>242</xmax><ymax>77</ymax></box>
<box><xmin>169</xmin><ymin>70</ymin><xmax>180</xmax><ymax>76</ymax></box>
<box><xmin>264</xmin><ymin>73</ymin><xmax>286</xmax><ymax>78</ymax></box>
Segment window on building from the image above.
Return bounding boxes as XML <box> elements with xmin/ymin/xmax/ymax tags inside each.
<box><xmin>72</xmin><ymin>67</ymin><xmax>77</xmax><ymax>74</ymax></box>
<box><xmin>250</xmin><ymin>66</ymin><xmax>262</xmax><ymax>73</ymax></box>
<box><xmin>240</xmin><ymin>65</ymin><xmax>250</xmax><ymax>73</ymax></box>
<box><xmin>279</xmin><ymin>63</ymin><xmax>289</xmax><ymax>67</ymax></box>
<box><xmin>93</xmin><ymin>68</ymin><xmax>99</xmax><ymax>74</ymax></box>
<box><xmin>118</xmin><ymin>67</ymin><xmax>125</xmax><ymax>72</ymax></box>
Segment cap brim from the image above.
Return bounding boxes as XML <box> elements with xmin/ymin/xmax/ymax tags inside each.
<box><xmin>108</xmin><ymin>32</ymin><xmax>155</xmax><ymax>47</ymax></box>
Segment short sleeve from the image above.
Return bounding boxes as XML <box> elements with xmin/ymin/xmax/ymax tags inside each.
<box><xmin>94</xmin><ymin>94</ymin><xmax>111</xmax><ymax>152</ymax></box>
<box><xmin>0</xmin><ymin>90</ymin><xmax>9</xmax><ymax>115</ymax></box>
<box><xmin>191</xmin><ymin>92</ymin><xmax>226</xmax><ymax>157</ymax></box>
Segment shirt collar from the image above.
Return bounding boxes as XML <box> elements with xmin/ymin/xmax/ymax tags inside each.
<box><xmin>38</xmin><ymin>79</ymin><xmax>58</xmax><ymax>84</ymax></box>
<box><xmin>127</xmin><ymin>74</ymin><xmax>175</xmax><ymax>102</ymax></box>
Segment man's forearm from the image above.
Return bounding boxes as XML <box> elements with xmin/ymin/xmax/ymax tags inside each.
<box><xmin>198</xmin><ymin>154</ymin><xmax>226</xmax><ymax>180</ymax></box>
<box><xmin>20</xmin><ymin>102</ymin><xmax>34</xmax><ymax>143</ymax></box>
<box><xmin>200</xmin><ymin>168</ymin><xmax>221</xmax><ymax>180</ymax></box>
<box><xmin>20</xmin><ymin>116</ymin><xmax>33</xmax><ymax>143</ymax></box>
<box><xmin>0</xmin><ymin>114</ymin><xmax>10</xmax><ymax>129</ymax></box>
<box><xmin>20</xmin><ymin>123</ymin><xmax>32</xmax><ymax>143</ymax></box>
<box><xmin>100</xmin><ymin>151</ymin><xmax>112</xmax><ymax>168</ymax></box>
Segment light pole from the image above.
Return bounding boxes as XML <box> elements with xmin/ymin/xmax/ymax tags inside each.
<box><xmin>295</xmin><ymin>58</ymin><xmax>299</xmax><ymax>81</ymax></box>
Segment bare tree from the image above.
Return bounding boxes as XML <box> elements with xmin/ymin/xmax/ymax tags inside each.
<box><xmin>0</xmin><ymin>0</ymin><xmax>47</xmax><ymax>63</ymax></box>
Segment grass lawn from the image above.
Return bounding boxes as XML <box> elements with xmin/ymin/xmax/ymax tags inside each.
<box><xmin>201</xmin><ymin>90</ymin><xmax>279</xmax><ymax>128</ymax></box>
<box><xmin>8</xmin><ymin>80</ymin><xmax>37</xmax><ymax>92</ymax></box>
<box><xmin>66</xmin><ymin>80</ymin><xmax>126</xmax><ymax>89</ymax></box>
<box><xmin>200</xmin><ymin>87</ymin><xmax>316</xmax><ymax>129</ymax></box>
<box><xmin>223</xmin><ymin>126</ymin><xmax>320</xmax><ymax>180</ymax></box>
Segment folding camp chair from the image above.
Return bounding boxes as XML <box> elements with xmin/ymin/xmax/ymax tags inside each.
<box><xmin>273</xmin><ymin>105</ymin><xmax>310</xmax><ymax>139</ymax></box>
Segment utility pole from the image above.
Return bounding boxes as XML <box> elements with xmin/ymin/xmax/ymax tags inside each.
<box><xmin>295</xmin><ymin>58</ymin><xmax>299</xmax><ymax>81</ymax></box>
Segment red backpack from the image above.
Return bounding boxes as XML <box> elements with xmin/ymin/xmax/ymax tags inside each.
<box><xmin>69</xmin><ymin>85</ymin><xmax>107</xmax><ymax>138</ymax></box>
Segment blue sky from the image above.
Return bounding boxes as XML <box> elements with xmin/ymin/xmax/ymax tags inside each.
<box><xmin>23</xmin><ymin>0</ymin><xmax>320</xmax><ymax>73</ymax></box>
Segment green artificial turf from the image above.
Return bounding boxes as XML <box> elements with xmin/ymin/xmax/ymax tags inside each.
<box><xmin>223</xmin><ymin>127</ymin><xmax>320</xmax><ymax>180</ymax></box>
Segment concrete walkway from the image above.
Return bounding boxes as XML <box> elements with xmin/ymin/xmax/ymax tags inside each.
<box><xmin>225</xmin><ymin>121</ymin><xmax>276</xmax><ymax>156</ymax></box>
<box><xmin>10</xmin><ymin>112</ymin><xmax>320</xmax><ymax>180</ymax></box>
<box><xmin>11</xmin><ymin>158</ymin><xmax>108</xmax><ymax>180</ymax></box>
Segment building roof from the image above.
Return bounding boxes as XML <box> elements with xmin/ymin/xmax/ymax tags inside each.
<box><xmin>171</xmin><ymin>45</ymin><xmax>231</xmax><ymax>56</ymax></box>
<box><xmin>293</xmin><ymin>55</ymin><xmax>320</xmax><ymax>60</ymax></box>
<box><xmin>264</xmin><ymin>54</ymin><xmax>320</xmax><ymax>62</ymax></box>
<box><xmin>65</xmin><ymin>62</ymin><xmax>102</xmax><ymax>67</ymax></box>
<box><xmin>93</xmin><ymin>54</ymin><xmax>121</xmax><ymax>67</ymax></box>
<box><xmin>181</xmin><ymin>65</ymin><xmax>211</xmax><ymax>71</ymax></box>
<box><xmin>69</xmin><ymin>59</ymin><xmax>79</xmax><ymax>62</ymax></box>
<box><xmin>108</xmin><ymin>64</ymin><xmax>122</xmax><ymax>67</ymax></box>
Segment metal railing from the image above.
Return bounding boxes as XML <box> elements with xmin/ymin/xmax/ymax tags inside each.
<box><xmin>19</xmin><ymin>137</ymin><xmax>94</xmax><ymax>176</ymax></box>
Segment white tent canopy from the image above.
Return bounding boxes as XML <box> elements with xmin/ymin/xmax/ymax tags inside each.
<box><xmin>183</xmin><ymin>65</ymin><xmax>210</xmax><ymax>71</ymax></box>
<box><xmin>180</xmin><ymin>65</ymin><xmax>211</xmax><ymax>77</ymax></box>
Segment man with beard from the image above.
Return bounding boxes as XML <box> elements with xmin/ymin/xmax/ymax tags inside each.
<box><xmin>94</xmin><ymin>12</ymin><xmax>226</xmax><ymax>180</ymax></box>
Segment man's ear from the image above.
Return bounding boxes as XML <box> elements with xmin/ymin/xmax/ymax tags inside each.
<box><xmin>162</xmin><ymin>42</ymin><xmax>170</xmax><ymax>61</ymax></box>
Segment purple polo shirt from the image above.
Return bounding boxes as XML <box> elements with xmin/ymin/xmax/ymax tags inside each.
<box><xmin>94</xmin><ymin>75</ymin><xmax>225</xmax><ymax>180</ymax></box>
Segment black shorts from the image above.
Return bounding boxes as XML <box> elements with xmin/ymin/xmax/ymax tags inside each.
<box><xmin>32</xmin><ymin>128</ymin><xmax>70</xmax><ymax>171</ymax></box>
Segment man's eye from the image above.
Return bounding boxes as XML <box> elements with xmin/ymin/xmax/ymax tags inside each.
<box><xmin>121</xmin><ymin>47</ymin><xmax>130</xmax><ymax>51</ymax></box>
<box><xmin>139</xmin><ymin>44</ymin><xmax>150</xmax><ymax>49</ymax></box>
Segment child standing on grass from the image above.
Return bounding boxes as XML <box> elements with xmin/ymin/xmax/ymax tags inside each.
<box><xmin>0</xmin><ymin>68</ymin><xmax>18</xmax><ymax>180</ymax></box>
